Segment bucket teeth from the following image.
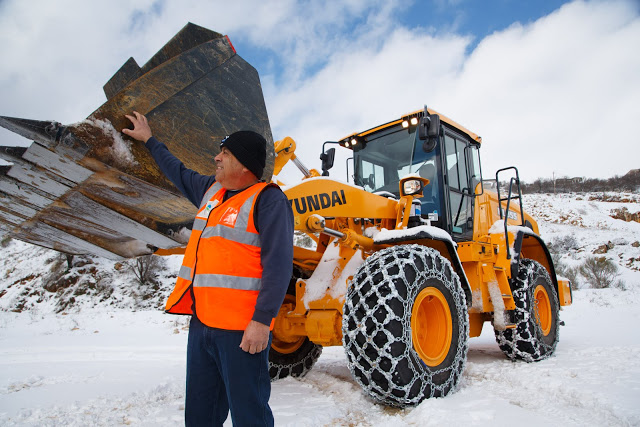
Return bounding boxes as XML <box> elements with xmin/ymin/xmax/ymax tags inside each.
<box><xmin>0</xmin><ymin>116</ymin><xmax>62</xmax><ymax>147</ymax></box>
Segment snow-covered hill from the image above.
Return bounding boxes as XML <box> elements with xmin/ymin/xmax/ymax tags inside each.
<box><xmin>1</xmin><ymin>192</ymin><xmax>639</xmax><ymax>426</ymax></box>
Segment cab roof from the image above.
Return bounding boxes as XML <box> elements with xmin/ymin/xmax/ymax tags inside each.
<box><xmin>340</xmin><ymin>107</ymin><xmax>482</xmax><ymax>146</ymax></box>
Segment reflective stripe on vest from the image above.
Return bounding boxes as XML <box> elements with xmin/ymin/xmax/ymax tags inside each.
<box><xmin>192</xmin><ymin>217</ymin><xmax>207</xmax><ymax>232</ymax></box>
<box><xmin>193</xmin><ymin>274</ymin><xmax>262</xmax><ymax>290</ymax></box>
<box><xmin>200</xmin><ymin>224</ymin><xmax>261</xmax><ymax>247</ymax></box>
<box><xmin>200</xmin><ymin>182</ymin><xmax>223</xmax><ymax>210</ymax></box>
<box><xmin>178</xmin><ymin>265</ymin><xmax>192</xmax><ymax>281</ymax></box>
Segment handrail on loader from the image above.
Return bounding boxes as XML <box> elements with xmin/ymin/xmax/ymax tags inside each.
<box><xmin>496</xmin><ymin>166</ymin><xmax>526</xmax><ymax>259</ymax></box>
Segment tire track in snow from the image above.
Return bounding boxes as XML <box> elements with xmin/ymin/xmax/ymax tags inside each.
<box><xmin>462</xmin><ymin>347</ymin><xmax>640</xmax><ymax>426</ymax></box>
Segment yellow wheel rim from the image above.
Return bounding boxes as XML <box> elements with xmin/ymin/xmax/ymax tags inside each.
<box><xmin>271</xmin><ymin>335</ymin><xmax>305</xmax><ymax>354</ymax></box>
<box><xmin>271</xmin><ymin>295</ymin><xmax>305</xmax><ymax>354</ymax></box>
<box><xmin>411</xmin><ymin>287</ymin><xmax>453</xmax><ymax>367</ymax></box>
<box><xmin>534</xmin><ymin>284</ymin><xmax>552</xmax><ymax>336</ymax></box>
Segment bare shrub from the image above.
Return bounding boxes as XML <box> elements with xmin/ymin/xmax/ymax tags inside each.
<box><xmin>556</xmin><ymin>264</ymin><xmax>581</xmax><ymax>291</ymax></box>
<box><xmin>579</xmin><ymin>256</ymin><xmax>622</xmax><ymax>289</ymax></box>
<box><xmin>548</xmin><ymin>235</ymin><xmax>579</xmax><ymax>253</ymax></box>
<box><xmin>64</xmin><ymin>254</ymin><xmax>74</xmax><ymax>270</ymax></box>
<box><xmin>563</xmin><ymin>266</ymin><xmax>581</xmax><ymax>290</ymax></box>
<box><xmin>127</xmin><ymin>254</ymin><xmax>165</xmax><ymax>286</ymax></box>
<box><xmin>551</xmin><ymin>253</ymin><xmax>581</xmax><ymax>289</ymax></box>
<box><xmin>613</xmin><ymin>279</ymin><xmax>627</xmax><ymax>291</ymax></box>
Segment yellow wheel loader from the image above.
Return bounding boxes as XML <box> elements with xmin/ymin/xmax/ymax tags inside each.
<box><xmin>0</xmin><ymin>23</ymin><xmax>571</xmax><ymax>408</ymax></box>
<box><xmin>268</xmin><ymin>107</ymin><xmax>572</xmax><ymax>407</ymax></box>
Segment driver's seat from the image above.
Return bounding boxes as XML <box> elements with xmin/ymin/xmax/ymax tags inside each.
<box><xmin>418</xmin><ymin>164</ymin><xmax>436</xmax><ymax>198</ymax></box>
<box><xmin>418</xmin><ymin>163</ymin><xmax>439</xmax><ymax>214</ymax></box>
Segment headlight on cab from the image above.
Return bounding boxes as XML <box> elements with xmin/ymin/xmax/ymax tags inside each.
<box><xmin>399</xmin><ymin>176</ymin><xmax>430</xmax><ymax>198</ymax></box>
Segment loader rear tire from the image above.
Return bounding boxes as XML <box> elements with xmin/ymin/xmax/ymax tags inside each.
<box><xmin>495</xmin><ymin>259</ymin><xmax>560</xmax><ymax>362</ymax></box>
<box><xmin>269</xmin><ymin>294</ymin><xmax>322</xmax><ymax>380</ymax></box>
<box><xmin>343</xmin><ymin>244</ymin><xmax>468</xmax><ymax>407</ymax></box>
<box><xmin>268</xmin><ymin>338</ymin><xmax>322</xmax><ymax>380</ymax></box>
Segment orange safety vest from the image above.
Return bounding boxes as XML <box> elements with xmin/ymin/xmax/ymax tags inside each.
<box><xmin>165</xmin><ymin>181</ymin><xmax>273</xmax><ymax>330</ymax></box>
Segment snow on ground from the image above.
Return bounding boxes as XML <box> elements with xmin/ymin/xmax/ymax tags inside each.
<box><xmin>1</xmin><ymin>192</ymin><xmax>639</xmax><ymax>426</ymax></box>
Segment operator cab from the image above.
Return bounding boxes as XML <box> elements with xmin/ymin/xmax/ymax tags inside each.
<box><xmin>323</xmin><ymin>107</ymin><xmax>483</xmax><ymax>242</ymax></box>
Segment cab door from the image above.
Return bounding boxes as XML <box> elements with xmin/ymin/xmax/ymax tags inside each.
<box><xmin>443</xmin><ymin>131</ymin><xmax>476</xmax><ymax>242</ymax></box>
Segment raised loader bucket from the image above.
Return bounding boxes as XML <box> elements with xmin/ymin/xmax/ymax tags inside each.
<box><xmin>0</xmin><ymin>23</ymin><xmax>274</xmax><ymax>259</ymax></box>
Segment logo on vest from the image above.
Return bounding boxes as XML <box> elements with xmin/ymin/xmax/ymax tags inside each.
<box><xmin>197</xmin><ymin>200</ymin><xmax>220</xmax><ymax>220</ymax></box>
<box><xmin>219</xmin><ymin>206</ymin><xmax>239</xmax><ymax>227</ymax></box>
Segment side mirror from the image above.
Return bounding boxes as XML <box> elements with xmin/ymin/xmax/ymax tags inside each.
<box><xmin>422</xmin><ymin>138</ymin><xmax>437</xmax><ymax>152</ymax></box>
<box><xmin>418</xmin><ymin>112</ymin><xmax>440</xmax><ymax>141</ymax></box>
<box><xmin>428</xmin><ymin>114</ymin><xmax>440</xmax><ymax>138</ymax></box>
<box><xmin>418</xmin><ymin>108</ymin><xmax>440</xmax><ymax>152</ymax></box>
<box><xmin>320</xmin><ymin>147</ymin><xmax>335</xmax><ymax>176</ymax></box>
<box><xmin>418</xmin><ymin>116</ymin><xmax>429</xmax><ymax>141</ymax></box>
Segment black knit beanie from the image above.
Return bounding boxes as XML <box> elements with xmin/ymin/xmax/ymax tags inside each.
<box><xmin>220</xmin><ymin>130</ymin><xmax>267</xmax><ymax>179</ymax></box>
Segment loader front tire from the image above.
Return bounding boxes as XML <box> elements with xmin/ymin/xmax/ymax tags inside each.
<box><xmin>343</xmin><ymin>244</ymin><xmax>469</xmax><ymax>407</ymax></box>
<box><xmin>269</xmin><ymin>294</ymin><xmax>322</xmax><ymax>380</ymax></box>
<box><xmin>495</xmin><ymin>259</ymin><xmax>560</xmax><ymax>362</ymax></box>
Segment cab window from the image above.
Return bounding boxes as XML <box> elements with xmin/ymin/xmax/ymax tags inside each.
<box><xmin>444</xmin><ymin>133</ymin><xmax>473</xmax><ymax>240</ymax></box>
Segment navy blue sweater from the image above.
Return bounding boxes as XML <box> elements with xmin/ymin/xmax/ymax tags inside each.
<box><xmin>145</xmin><ymin>137</ymin><xmax>294</xmax><ymax>327</ymax></box>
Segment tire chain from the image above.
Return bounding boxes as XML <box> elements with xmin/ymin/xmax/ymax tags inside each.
<box><xmin>343</xmin><ymin>244</ymin><xmax>468</xmax><ymax>407</ymax></box>
<box><xmin>269</xmin><ymin>342</ymin><xmax>323</xmax><ymax>381</ymax></box>
<box><xmin>495</xmin><ymin>259</ymin><xmax>559</xmax><ymax>362</ymax></box>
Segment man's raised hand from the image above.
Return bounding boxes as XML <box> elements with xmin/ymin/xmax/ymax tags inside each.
<box><xmin>123</xmin><ymin>111</ymin><xmax>152</xmax><ymax>143</ymax></box>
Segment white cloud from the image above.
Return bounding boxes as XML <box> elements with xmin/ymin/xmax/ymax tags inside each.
<box><xmin>0</xmin><ymin>0</ymin><xmax>638</xmax><ymax>183</ymax></box>
<box><xmin>265</xmin><ymin>0</ymin><xmax>640</xmax><ymax>182</ymax></box>
<box><xmin>0</xmin><ymin>0</ymin><xmax>157</xmax><ymax>124</ymax></box>
<box><xmin>444</xmin><ymin>0</ymin><xmax>640</xmax><ymax>181</ymax></box>
<box><xmin>0</xmin><ymin>0</ymin><xmax>393</xmax><ymax>145</ymax></box>
<box><xmin>263</xmin><ymin>28</ymin><xmax>471</xmax><ymax>182</ymax></box>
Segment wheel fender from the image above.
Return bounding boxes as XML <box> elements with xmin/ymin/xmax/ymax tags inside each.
<box><xmin>442</xmin><ymin>239</ymin><xmax>472</xmax><ymax>307</ymax></box>
<box><xmin>374</xmin><ymin>229</ymin><xmax>472</xmax><ymax>306</ymax></box>
<box><xmin>512</xmin><ymin>230</ymin><xmax>563</xmax><ymax>298</ymax></box>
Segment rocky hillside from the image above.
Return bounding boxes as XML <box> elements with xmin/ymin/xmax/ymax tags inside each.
<box><xmin>524</xmin><ymin>192</ymin><xmax>640</xmax><ymax>289</ymax></box>
<box><xmin>1</xmin><ymin>192</ymin><xmax>639</xmax><ymax>314</ymax></box>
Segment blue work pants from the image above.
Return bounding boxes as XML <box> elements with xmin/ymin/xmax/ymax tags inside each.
<box><xmin>185</xmin><ymin>316</ymin><xmax>274</xmax><ymax>426</ymax></box>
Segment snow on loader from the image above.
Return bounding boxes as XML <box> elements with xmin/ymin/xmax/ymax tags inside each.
<box><xmin>0</xmin><ymin>23</ymin><xmax>572</xmax><ymax>408</ymax></box>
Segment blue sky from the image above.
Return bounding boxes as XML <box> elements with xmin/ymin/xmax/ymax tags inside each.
<box><xmin>0</xmin><ymin>0</ymin><xmax>639</xmax><ymax>182</ymax></box>
<box><xmin>405</xmin><ymin>1</ymin><xmax>572</xmax><ymax>37</ymax></box>
<box><xmin>232</xmin><ymin>1</ymin><xmax>573</xmax><ymax>83</ymax></box>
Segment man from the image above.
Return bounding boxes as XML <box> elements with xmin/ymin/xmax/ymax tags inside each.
<box><xmin>123</xmin><ymin>112</ymin><xmax>293</xmax><ymax>426</ymax></box>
